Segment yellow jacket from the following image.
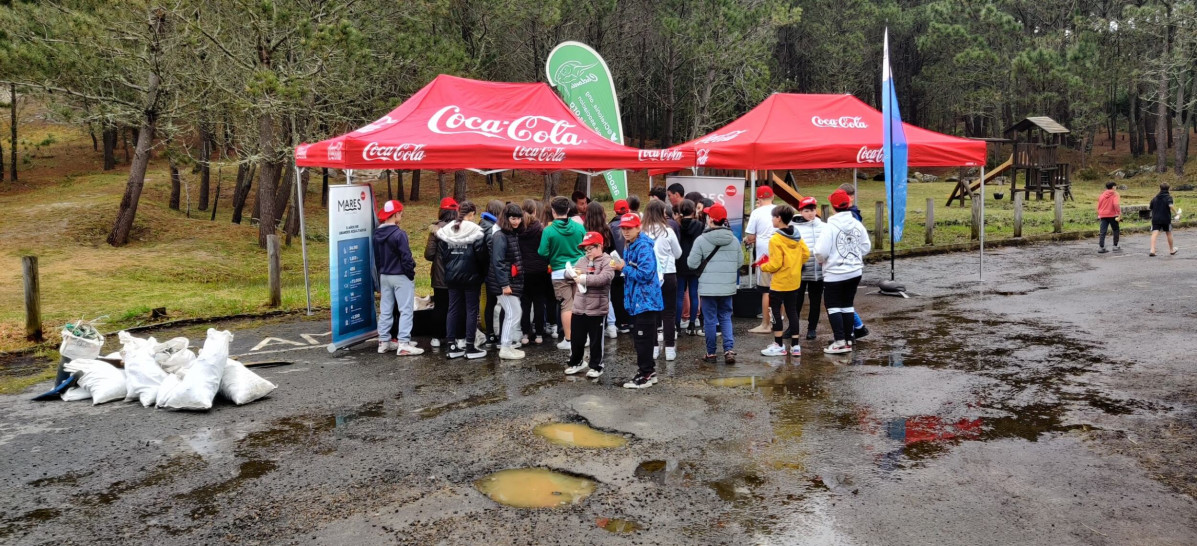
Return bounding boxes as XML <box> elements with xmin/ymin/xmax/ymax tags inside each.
<box><xmin>760</xmin><ymin>227</ymin><xmax>810</xmax><ymax>291</ymax></box>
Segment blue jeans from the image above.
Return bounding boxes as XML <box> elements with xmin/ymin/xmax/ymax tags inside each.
<box><xmin>700</xmin><ymin>295</ymin><xmax>735</xmax><ymax>355</ymax></box>
<box><xmin>676</xmin><ymin>274</ymin><xmax>699</xmax><ymax>329</ymax></box>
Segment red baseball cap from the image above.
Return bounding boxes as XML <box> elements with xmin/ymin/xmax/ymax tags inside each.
<box><xmin>614</xmin><ymin>199</ymin><xmax>630</xmax><ymax>214</ymax></box>
<box><xmin>799</xmin><ymin>196</ymin><xmax>818</xmax><ymax>209</ymax></box>
<box><xmin>378</xmin><ymin>200</ymin><xmax>403</xmax><ymax>222</ymax></box>
<box><xmin>578</xmin><ymin>231</ymin><xmax>604</xmax><ymax>249</ymax></box>
<box><xmin>618</xmin><ymin>213</ymin><xmax>641</xmax><ymax>228</ymax></box>
<box><xmin>439</xmin><ymin>197</ymin><xmax>459</xmax><ymax>211</ymax></box>
<box><xmin>706</xmin><ymin>203</ymin><xmax>728</xmax><ymax>222</ymax></box>
<box><xmin>756</xmin><ymin>186</ymin><xmax>774</xmax><ymax>199</ymax></box>
<box><xmin>829</xmin><ymin>189</ymin><xmax>852</xmax><ymax>209</ymax></box>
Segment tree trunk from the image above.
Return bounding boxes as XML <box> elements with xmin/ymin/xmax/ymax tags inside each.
<box><xmin>1129</xmin><ymin>87</ymin><xmax>1140</xmax><ymax>157</ymax></box>
<box><xmin>496</xmin><ymin>171</ymin><xmax>504</xmax><ymax>192</ymax></box>
<box><xmin>272</xmin><ymin>161</ymin><xmax>294</xmax><ymax>227</ymax></box>
<box><xmin>9</xmin><ymin>82</ymin><xmax>17</xmax><ymax>181</ymax></box>
<box><xmin>169</xmin><ymin>160</ymin><xmax>181</xmax><ymax>210</ymax></box>
<box><xmin>396</xmin><ymin>170</ymin><xmax>405</xmax><ymax>200</ymax></box>
<box><xmin>321</xmin><ymin>167</ymin><xmax>329</xmax><ymax>206</ymax></box>
<box><xmin>385</xmin><ymin>170</ymin><xmax>393</xmax><ymax>200</ymax></box>
<box><xmin>123</xmin><ymin>127</ymin><xmax>132</xmax><ymax>163</ymax></box>
<box><xmin>409</xmin><ymin>169</ymin><xmax>421</xmax><ymax>201</ymax></box>
<box><xmin>573</xmin><ymin>172</ymin><xmax>587</xmax><ymax>195</ymax></box>
<box><xmin>256</xmin><ymin>113</ymin><xmax>279</xmax><ymax>248</ymax></box>
<box><xmin>198</xmin><ymin>123</ymin><xmax>212</xmax><ymax>210</ymax></box>
<box><xmin>1157</xmin><ymin>57</ymin><xmax>1169</xmax><ymax>173</ymax></box>
<box><xmin>107</xmin><ymin>114</ymin><xmax>157</xmax><ymax>246</ymax></box>
<box><xmin>453</xmin><ymin>170</ymin><xmax>468</xmax><ymax>203</ymax></box>
<box><xmin>231</xmin><ymin>162</ymin><xmax>253</xmax><ymax>224</ymax></box>
<box><xmin>283</xmin><ymin>167</ymin><xmax>306</xmax><ymax>241</ymax></box>
<box><xmin>0</xmin><ymin>137</ymin><xmax>4</xmax><ymax>182</ymax></box>
<box><xmin>437</xmin><ymin>171</ymin><xmax>449</xmax><ymax>199</ymax></box>
<box><xmin>102</xmin><ymin>126</ymin><xmax>118</xmax><ymax>170</ymax></box>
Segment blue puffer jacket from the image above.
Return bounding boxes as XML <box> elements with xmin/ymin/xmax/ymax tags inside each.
<box><xmin>622</xmin><ymin>232</ymin><xmax>663</xmax><ymax>315</ymax></box>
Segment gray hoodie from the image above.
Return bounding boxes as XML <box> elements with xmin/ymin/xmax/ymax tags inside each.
<box><xmin>813</xmin><ymin>212</ymin><xmax>870</xmax><ymax>282</ymax></box>
<box><xmin>791</xmin><ymin>216</ymin><xmax>824</xmax><ymax>281</ymax></box>
<box><xmin>687</xmin><ymin>226</ymin><xmax>741</xmax><ymax>296</ymax></box>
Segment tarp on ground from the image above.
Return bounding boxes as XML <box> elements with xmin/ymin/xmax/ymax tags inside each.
<box><xmin>295</xmin><ymin>74</ymin><xmax>693</xmax><ymax>173</ymax></box>
<box><xmin>652</xmin><ymin>93</ymin><xmax>986</xmax><ymax>174</ymax></box>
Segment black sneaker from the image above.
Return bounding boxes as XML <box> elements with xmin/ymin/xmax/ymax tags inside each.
<box><xmin>483</xmin><ymin>335</ymin><xmax>498</xmax><ymax>349</ymax></box>
<box><xmin>447</xmin><ymin>343</ymin><xmax>466</xmax><ymax>359</ymax></box>
<box><xmin>805</xmin><ymin>329</ymin><xmax>817</xmax><ymax>340</ymax></box>
<box><xmin>1098</xmin><ymin>247</ymin><xmax>1109</xmax><ymax>254</ymax></box>
<box><xmin>853</xmin><ymin>326</ymin><xmax>870</xmax><ymax>340</ymax></box>
<box><xmin>623</xmin><ymin>373</ymin><xmax>655</xmax><ymax>389</ymax></box>
<box><xmin>465</xmin><ymin>345</ymin><xmax>486</xmax><ymax>359</ymax></box>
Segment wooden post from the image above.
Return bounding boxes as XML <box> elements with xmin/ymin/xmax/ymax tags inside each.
<box><xmin>1054</xmin><ymin>189</ymin><xmax>1064</xmax><ymax>233</ymax></box>
<box><xmin>924</xmin><ymin>197</ymin><xmax>934</xmax><ymax>246</ymax></box>
<box><xmin>267</xmin><ymin>235</ymin><xmax>281</xmax><ymax>307</ymax></box>
<box><xmin>971</xmin><ymin>198</ymin><xmax>981</xmax><ymax>241</ymax></box>
<box><xmin>23</xmin><ymin>256</ymin><xmax>42</xmax><ymax>342</ymax></box>
<box><xmin>820</xmin><ymin>204</ymin><xmax>831</xmax><ymax>220</ymax></box>
<box><xmin>1013</xmin><ymin>193</ymin><xmax>1024</xmax><ymax>238</ymax></box>
<box><xmin>874</xmin><ymin>200</ymin><xmax>885</xmax><ymax>250</ymax></box>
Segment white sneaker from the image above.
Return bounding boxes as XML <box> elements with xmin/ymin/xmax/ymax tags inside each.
<box><xmin>557</xmin><ymin>339</ymin><xmax>572</xmax><ymax>350</ymax></box>
<box><xmin>475</xmin><ymin>330</ymin><xmax>488</xmax><ymax>348</ymax></box>
<box><xmin>680</xmin><ymin>319</ymin><xmax>691</xmax><ymax>329</ymax></box>
<box><xmin>430</xmin><ymin>338</ymin><xmax>441</xmax><ymax>348</ymax></box>
<box><xmin>824</xmin><ymin>341</ymin><xmax>852</xmax><ymax>354</ymax></box>
<box><xmin>586</xmin><ymin>368</ymin><xmax>604</xmax><ymax>378</ymax></box>
<box><xmin>657</xmin><ymin>331</ymin><xmax>664</xmax><ymax>342</ymax></box>
<box><xmin>499</xmin><ymin>346</ymin><xmax>525</xmax><ymax>360</ymax></box>
<box><xmin>547</xmin><ymin>324</ymin><xmax>558</xmax><ymax>338</ymax></box>
<box><xmin>397</xmin><ymin>342</ymin><xmax>424</xmax><ymax>356</ymax></box>
<box><xmin>653</xmin><ymin>346</ymin><xmax>660</xmax><ymax>359</ymax></box>
<box><xmin>748</xmin><ymin>324</ymin><xmax>772</xmax><ymax>334</ymax></box>
<box><xmin>665</xmin><ymin>347</ymin><xmax>677</xmax><ymax>361</ymax></box>
<box><xmin>606</xmin><ymin>325</ymin><xmax>618</xmax><ymax>339</ymax></box>
<box><xmin>760</xmin><ymin>343</ymin><xmax>786</xmax><ymax>356</ymax></box>
<box><xmin>564</xmin><ymin>362</ymin><xmax>589</xmax><ymax>375</ymax></box>
<box><xmin>378</xmin><ymin>340</ymin><xmax>397</xmax><ymax>353</ymax></box>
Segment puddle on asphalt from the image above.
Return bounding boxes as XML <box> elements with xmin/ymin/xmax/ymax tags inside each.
<box><xmin>418</xmin><ymin>390</ymin><xmax>507</xmax><ymax>419</ymax></box>
<box><xmin>598</xmin><ymin>517</ymin><xmax>643</xmax><ymax>533</ymax></box>
<box><xmin>520</xmin><ymin>377</ymin><xmax>565</xmax><ymax>396</ymax></box>
<box><xmin>474</xmin><ymin>468</ymin><xmax>597</xmax><ymax>509</ymax></box>
<box><xmin>335</xmin><ymin>400</ymin><xmax>386</xmax><ymax>427</ymax></box>
<box><xmin>175</xmin><ymin>459</ymin><xmax>280</xmax><ymax>519</ymax></box>
<box><xmin>76</xmin><ymin>453</ymin><xmax>207</xmax><ymax>506</ymax></box>
<box><xmin>29</xmin><ymin>470</ymin><xmax>93</xmax><ymax>488</ymax></box>
<box><xmin>0</xmin><ymin>507</ymin><xmax>62</xmax><ymax>540</ymax></box>
<box><xmin>634</xmin><ymin>459</ymin><xmax>697</xmax><ymax>485</ymax></box>
<box><xmin>534</xmin><ymin>423</ymin><xmax>628</xmax><ymax>448</ymax></box>
<box><xmin>708</xmin><ymin>470</ymin><xmax>766</xmax><ymax>503</ymax></box>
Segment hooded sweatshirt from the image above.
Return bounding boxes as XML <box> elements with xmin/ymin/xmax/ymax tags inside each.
<box><xmin>518</xmin><ymin>219</ymin><xmax>548</xmax><ymax>275</ymax></box>
<box><xmin>488</xmin><ymin>227</ymin><xmax>524</xmax><ymax>297</ymax></box>
<box><xmin>675</xmin><ymin>217</ymin><xmax>705</xmax><ymax>276</ymax></box>
<box><xmin>687</xmin><ymin>226</ymin><xmax>741</xmax><ymax>297</ymax></box>
<box><xmin>759</xmin><ymin>226</ymin><xmax>809</xmax><ymax>292</ymax></box>
<box><xmin>813</xmin><ymin>211</ymin><xmax>871</xmax><ymax>282</ymax></box>
<box><xmin>1097</xmin><ymin>189</ymin><xmax>1121</xmax><ymax>219</ymax></box>
<box><xmin>622</xmin><ymin>232</ymin><xmax>664</xmax><ymax>315</ymax></box>
<box><xmin>646</xmin><ymin>224</ymin><xmax>682</xmax><ymax>276</ymax></box>
<box><xmin>436</xmin><ymin>220</ymin><xmax>488</xmax><ymax>287</ymax></box>
<box><xmin>373</xmin><ymin>223</ymin><xmax>417</xmax><ymax>280</ymax></box>
<box><xmin>791</xmin><ymin>216</ymin><xmax>825</xmax><ymax>281</ymax></box>
<box><xmin>538</xmin><ymin>218</ymin><xmax>585</xmax><ymax>272</ymax></box>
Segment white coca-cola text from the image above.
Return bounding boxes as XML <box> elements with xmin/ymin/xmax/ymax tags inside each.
<box><xmin>428</xmin><ymin>106</ymin><xmax>582</xmax><ymax>146</ymax></box>
<box><xmin>696</xmin><ymin>148</ymin><xmax>710</xmax><ymax>165</ymax></box>
<box><xmin>637</xmin><ymin>149</ymin><xmax>684</xmax><ymax>162</ymax></box>
<box><xmin>362</xmin><ymin>142</ymin><xmax>426</xmax><ymax>162</ymax></box>
<box><xmin>697</xmin><ymin>130</ymin><xmax>746</xmax><ymax>144</ymax></box>
<box><xmin>812</xmin><ymin>116</ymin><xmax>868</xmax><ymax>129</ymax></box>
<box><xmin>856</xmin><ymin>146</ymin><xmax>884</xmax><ymax>163</ymax></box>
<box><xmin>327</xmin><ymin>141</ymin><xmax>344</xmax><ymax>161</ymax></box>
<box><xmin>512</xmin><ymin>146</ymin><xmax>566</xmax><ymax>162</ymax></box>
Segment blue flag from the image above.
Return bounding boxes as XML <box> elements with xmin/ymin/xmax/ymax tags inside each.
<box><xmin>882</xmin><ymin>29</ymin><xmax>908</xmax><ymax>243</ymax></box>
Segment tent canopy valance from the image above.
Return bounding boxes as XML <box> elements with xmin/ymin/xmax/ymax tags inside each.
<box><xmin>653</xmin><ymin>93</ymin><xmax>986</xmax><ymax>174</ymax></box>
<box><xmin>295</xmin><ymin>74</ymin><xmax>692</xmax><ymax>174</ymax></box>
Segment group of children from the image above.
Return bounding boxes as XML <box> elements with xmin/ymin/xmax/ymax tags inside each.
<box><xmin>371</xmin><ymin>182</ymin><xmax>872</xmax><ymax>390</ymax></box>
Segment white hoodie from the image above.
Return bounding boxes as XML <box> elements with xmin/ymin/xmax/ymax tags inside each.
<box><xmin>813</xmin><ymin>211</ymin><xmax>870</xmax><ymax>282</ymax></box>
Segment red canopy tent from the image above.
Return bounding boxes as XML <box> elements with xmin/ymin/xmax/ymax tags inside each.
<box><xmin>653</xmin><ymin>93</ymin><xmax>985</xmax><ymax>173</ymax></box>
<box><xmin>295</xmin><ymin>74</ymin><xmax>693</xmax><ymax>173</ymax></box>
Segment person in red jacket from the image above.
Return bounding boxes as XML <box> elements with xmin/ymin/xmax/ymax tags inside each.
<box><xmin>1097</xmin><ymin>181</ymin><xmax>1122</xmax><ymax>254</ymax></box>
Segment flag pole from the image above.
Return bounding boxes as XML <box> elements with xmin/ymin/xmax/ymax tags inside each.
<box><xmin>979</xmin><ymin>166</ymin><xmax>986</xmax><ymax>280</ymax></box>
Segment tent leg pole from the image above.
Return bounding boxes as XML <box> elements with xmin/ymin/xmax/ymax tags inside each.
<box><xmin>648</xmin><ymin>175</ymin><xmax>653</xmax><ymax>194</ymax></box>
<box><xmin>586</xmin><ymin>174</ymin><xmax>591</xmax><ymax>196</ymax></box>
<box><xmin>853</xmin><ymin>168</ymin><xmax>858</xmax><ymax>197</ymax></box>
<box><xmin>295</xmin><ymin>161</ymin><xmax>312</xmax><ymax>315</ymax></box>
<box><xmin>748</xmin><ymin>170</ymin><xmax>756</xmax><ymax>290</ymax></box>
<box><xmin>979</xmin><ymin>166</ymin><xmax>985</xmax><ymax>281</ymax></box>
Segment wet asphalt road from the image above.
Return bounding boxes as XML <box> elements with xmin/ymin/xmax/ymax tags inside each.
<box><xmin>2</xmin><ymin>229</ymin><xmax>1196</xmax><ymax>545</ymax></box>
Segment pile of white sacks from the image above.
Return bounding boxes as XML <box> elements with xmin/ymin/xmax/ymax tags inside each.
<box><xmin>59</xmin><ymin>328</ymin><xmax>276</xmax><ymax>410</ymax></box>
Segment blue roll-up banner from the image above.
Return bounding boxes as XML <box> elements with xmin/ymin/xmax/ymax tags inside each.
<box><xmin>327</xmin><ymin>184</ymin><xmax>377</xmax><ymax>352</ymax></box>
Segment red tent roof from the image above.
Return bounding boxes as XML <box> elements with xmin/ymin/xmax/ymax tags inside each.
<box><xmin>655</xmin><ymin>93</ymin><xmax>985</xmax><ymax>173</ymax></box>
<box><xmin>295</xmin><ymin>74</ymin><xmax>692</xmax><ymax>172</ymax></box>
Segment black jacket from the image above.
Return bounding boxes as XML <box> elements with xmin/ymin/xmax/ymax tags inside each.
<box><xmin>436</xmin><ymin>220</ymin><xmax>488</xmax><ymax>287</ymax></box>
<box><xmin>518</xmin><ymin>219</ymin><xmax>549</xmax><ymax>276</ymax></box>
<box><xmin>373</xmin><ymin>224</ymin><xmax>416</xmax><ymax>279</ymax></box>
<box><xmin>675</xmin><ymin>217</ymin><xmax>704</xmax><ymax>275</ymax></box>
<box><xmin>488</xmin><ymin>228</ymin><xmax>524</xmax><ymax>297</ymax></box>
<box><xmin>424</xmin><ymin>220</ymin><xmax>449</xmax><ymax>289</ymax></box>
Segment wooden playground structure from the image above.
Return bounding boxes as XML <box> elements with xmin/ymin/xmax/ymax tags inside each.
<box><xmin>947</xmin><ymin>116</ymin><xmax>1072</xmax><ymax>207</ymax></box>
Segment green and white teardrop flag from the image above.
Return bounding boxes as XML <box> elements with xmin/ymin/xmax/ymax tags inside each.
<box><xmin>546</xmin><ymin>41</ymin><xmax>628</xmax><ymax>200</ymax></box>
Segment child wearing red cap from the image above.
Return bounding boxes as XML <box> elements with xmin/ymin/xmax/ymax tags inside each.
<box><xmin>614</xmin><ymin>213</ymin><xmax>664</xmax><ymax>388</ymax></box>
<box><xmin>791</xmin><ymin>196</ymin><xmax>826</xmax><ymax>340</ymax></box>
<box><xmin>424</xmin><ymin>197</ymin><xmax>459</xmax><ymax>348</ymax></box>
<box><xmin>746</xmin><ymin>185</ymin><xmax>778</xmax><ymax>334</ymax></box>
<box><xmin>374</xmin><ymin>200</ymin><xmax>423</xmax><ymax>356</ymax></box>
<box><xmin>563</xmin><ymin>231</ymin><xmax>615</xmax><ymax>378</ymax></box>
<box><xmin>813</xmin><ymin>189</ymin><xmax>871</xmax><ymax>354</ymax></box>
<box><xmin>687</xmin><ymin>204</ymin><xmax>742</xmax><ymax>364</ymax></box>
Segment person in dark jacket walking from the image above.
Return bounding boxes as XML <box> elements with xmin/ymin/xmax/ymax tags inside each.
<box><xmin>374</xmin><ymin>200</ymin><xmax>423</xmax><ymax>356</ymax></box>
<box><xmin>425</xmin><ymin>197</ymin><xmax>458</xmax><ymax>348</ymax></box>
<box><xmin>1149</xmin><ymin>182</ymin><xmax>1179</xmax><ymax>256</ymax></box>
<box><xmin>436</xmin><ymin>201</ymin><xmax>488</xmax><ymax>359</ymax></box>
<box><xmin>675</xmin><ymin>199</ymin><xmax>704</xmax><ymax>336</ymax></box>
<box><xmin>479</xmin><ymin>200</ymin><xmax>504</xmax><ymax>347</ymax></box>
<box><xmin>491</xmin><ymin>204</ymin><xmax>527</xmax><ymax>360</ymax></box>
<box><xmin>613</xmin><ymin>213</ymin><xmax>664</xmax><ymax>389</ymax></box>
<box><xmin>609</xmin><ymin>199</ymin><xmax>631</xmax><ymax>332</ymax></box>
<box><xmin>519</xmin><ymin>199</ymin><xmax>550</xmax><ymax>345</ymax></box>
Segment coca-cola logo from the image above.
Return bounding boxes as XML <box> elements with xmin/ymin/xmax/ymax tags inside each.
<box><xmin>812</xmin><ymin>116</ymin><xmax>868</xmax><ymax>129</ymax></box>
<box><xmin>696</xmin><ymin>149</ymin><xmax>710</xmax><ymax>166</ymax></box>
<box><xmin>725</xmin><ymin>185</ymin><xmax>737</xmax><ymax>197</ymax></box>
<box><xmin>427</xmin><ymin>106</ymin><xmax>582</xmax><ymax>146</ymax></box>
<box><xmin>697</xmin><ymin>130</ymin><xmax>746</xmax><ymax>144</ymax></box>
<box><xmin>295</xmin><ymin>144</ymin><xmax>310</xmax><ymax>159</ymax></box>
<box><xmin>512</xmin><ymin>146</ymin><xmax>566</xmax><ymax>162</ymax></box>
<box><xmin>362</xmin><ymin>142</ymin><xmax>426</xmax><ymax>162</ymax></box>
<box><xmin>637</xmin><ymin>149</ymin><xmax>684</xmax><ymax>162</ymax></box>
<box><xmin>354</xmin><ymin>115</ymin><xmax>400</xmax><ymax>134</ymax></box>
<box><xmin>360</xmin><ymin>191</ymin><xmax>367</xmax><ymax>201</ymax></box>
<box><xmin>856</xmin><ymin>146</ymin><xmax>885</xmax><ymax>163</ymax></box>
<box><xmin>327</xmin><ymin>141</ymin><xmax>344</xmax><ymax>161</ymax></box>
